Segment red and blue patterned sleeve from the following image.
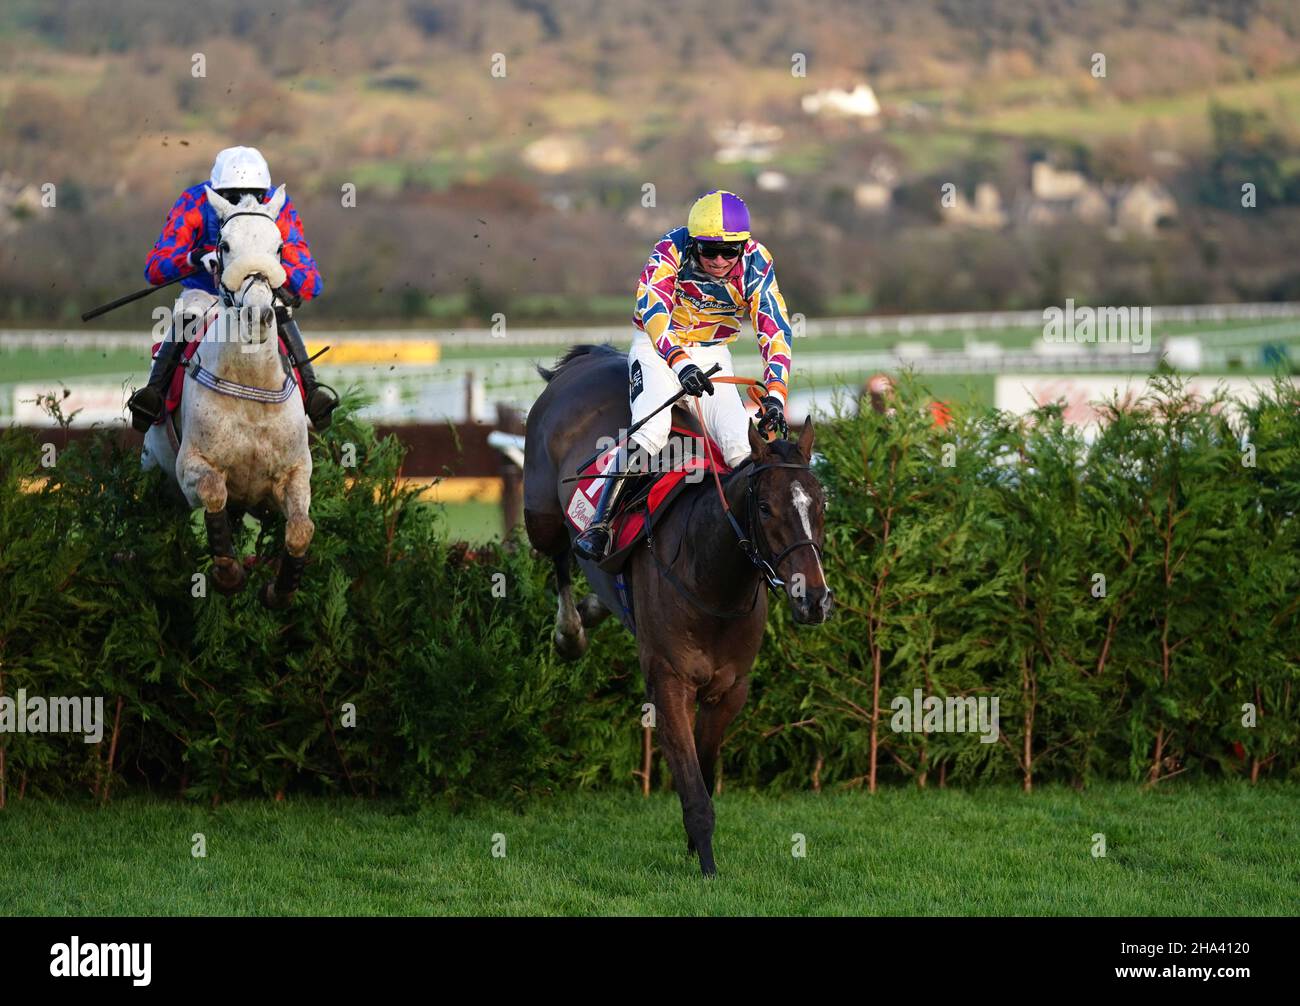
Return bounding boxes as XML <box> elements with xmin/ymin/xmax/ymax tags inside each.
<box><xmin>634</xmin><ymin>229</ymin><xmax>690</xmax><ymax>370</ymax></box>
<box><xmin>144</xmin><ymin>189</ymin><xmax>205</xmax><ymax>285</ymax></box>
<box><xmin>275</xmin><ymin>195</ymin><xmax>323</xmax><ymax>301</ymax></box>
<box><xmin>745</xmin><ymin>242</ymin><xmax>793</xmax><ymax>402</ymax></box>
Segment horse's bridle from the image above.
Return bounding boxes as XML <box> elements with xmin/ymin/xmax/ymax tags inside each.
<box><xmin>645</xmin><ymin>454</ymin><xmax>824</xmax><ymax>619</ymax></box>
<box><xmin>728</xmin><ymin>459</ymin><xmax>824</xmax><ymax>592</ymax></box>
<box><xmin>215</xmin><ymin>209</ymin><xmax>284</xmax><ymax>311</ymax></box>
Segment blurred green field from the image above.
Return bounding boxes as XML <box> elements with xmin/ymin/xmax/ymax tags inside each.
<box><xmin>4</xmin><ymin>316</ymin><xmax>1294</xmax><ymax>383</ymax></box>
<box><xmin>433</xmin><ymin>499</ymin><xmax>503</xmax><ymax>542</ymax></box>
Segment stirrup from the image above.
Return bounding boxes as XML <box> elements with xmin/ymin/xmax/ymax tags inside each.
<box><xmin>304</xmin><ymin>383</ymin><xmax>339</xmax><ymax>429</ymax></box>
<box><xmin>574</xmin><ymin>522</ymin><xmax>611</xmax><ymax>561</ymax></box>
<box><xmin>128</xmin><ymin>387</ymin><xmax>164</xmax><ymax>432</ymax></box>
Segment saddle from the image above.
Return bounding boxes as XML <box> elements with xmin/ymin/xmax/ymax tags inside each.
<box><xmin>565</xmin><ymin>423</ymin><xmax>732</xmax><ymax>575</ymax></box>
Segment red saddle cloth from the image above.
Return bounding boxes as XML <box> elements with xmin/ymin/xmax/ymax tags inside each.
<box><xmin>155</xmin><ymin>316</ymin><xmax>307</xmax><ymax>422</ymax></box>
<box><xmin>566</xmin><ymin>424</ymin><xmax>732</xmax><ymax>574</ymax></box>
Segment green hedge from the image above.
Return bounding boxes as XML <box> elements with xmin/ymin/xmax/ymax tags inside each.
<box><xmin>1</xmin><ymin>375</ymin><xmax>1297</xmax><ymax>804</ymax></box>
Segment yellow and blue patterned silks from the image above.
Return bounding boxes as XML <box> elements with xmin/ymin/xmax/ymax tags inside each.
<box><xmin>633</xmin><ymin>226</ymin><xmax>793</xmax><ymax>401</ymax></box>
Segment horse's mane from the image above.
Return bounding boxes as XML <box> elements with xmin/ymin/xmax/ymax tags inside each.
<box><xmin>536</xmin><ymin>343</ymin><xmax>621</xmax><ymax>382</ymax></box>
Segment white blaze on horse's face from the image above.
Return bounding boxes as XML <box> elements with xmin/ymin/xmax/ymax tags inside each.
<box><xmin>204</xmin><ymin>184</ymin><xmax>288</xmax><ymax>345</ymax></box>
<box><xmin>789</xmin><ymin>478</ymin><xmax>829</xmax><ymax>601</ymax></box>
<box><xmin>790</xmin><ymin>481</ymin><xmax>814</xmax><ymax>539</ymax></box>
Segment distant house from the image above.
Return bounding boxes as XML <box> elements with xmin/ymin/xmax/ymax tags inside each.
<box><xmin>712</xmin><ymin>121</ymin><xmax>783</xmax><ymax>163</ymax></box>
<box><xmin>854</xmin><ymin>182</ymin><xmax>891</xmax><ymax>212</ymax></box>
<box><xmin>1114</xmin><ymin>179</ymin><xmax>1177</xmax><ymax>235</ymax></box>
<box><xmin>1019</xmin><ymin>161</ymin><xmax>1176</xmax><ymax>236</ymax></box>
<box><xmin>1023</xmin><ymin>162</ymin><xmax>1109</xmax><ymax>226</ymax></box>
<box><xmin>944</xmin><ymin>182</ymin><xmax>1007</xmax><ymax>229</ymax></box>
<box><xmin>802</xmin><ymin>83</ymin><xmax>881</xmax><ymax>118</ymax></box>
<box><xmin>854</xmin><ymin>154</ymin><xmax>899</xmax><ymax>213</ymax></box>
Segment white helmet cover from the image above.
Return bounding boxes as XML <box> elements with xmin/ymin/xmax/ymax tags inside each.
<box><xmin>210</xmin><ymin>146</ymin><xmax>271</xmax><ymax>191</ymax></box>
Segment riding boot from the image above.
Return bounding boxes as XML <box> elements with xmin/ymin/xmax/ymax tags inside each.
<box><xmin>277</xmin><ymin>307</ymin><xmax>339</xmax><ymax>430</ymax></box>
<box><xmin>127</xmin><ymin>321</ymin><xmax>189</xmax><ymax>432</ymax></box>
<box><xmin>572</xmin><ymin>443</ymin><xmax>643</xmax><ymax>562</ymax></box>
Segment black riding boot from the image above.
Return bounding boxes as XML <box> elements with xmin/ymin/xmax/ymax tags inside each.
<box><xmin>572</xmin><ymin>443</ymin><xmax>643</xmax><ymax>562</ymax></box>
<box><xmin>277</xmin><ymin>308</ymin><xmax>339</xmax><ymax>430</ymax></box>
<box><xmin>127</xmin><ymin>323</ymin><xmax>189</xmax><ymax>432</ymax></box>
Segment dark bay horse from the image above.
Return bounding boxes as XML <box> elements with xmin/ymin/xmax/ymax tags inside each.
<box><xmin>524</xmin><ymin>344</ymin><xmax>832</xmax><ymax>876</ymax></box>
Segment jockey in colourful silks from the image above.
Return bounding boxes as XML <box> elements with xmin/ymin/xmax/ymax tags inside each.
<box><xmin>572</xmin><ymin>189</ymin><xmax>794</xmax><ymax>562</ymax></box>
<box><xmin>126</xmin><ymin>146</ymin><xmax>338</xmax><ymax>432</ymax></box>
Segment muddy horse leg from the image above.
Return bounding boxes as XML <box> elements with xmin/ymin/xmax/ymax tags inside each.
<box><xmin>181</xmin><ymin>453</ymin><xmax>245</xmax><ymax>595</ymax></box>
<box><xmin>647</xmin><ymin>661</ymin><xmax>717</xmax><ymax>877</ymax></box>
<box><xmin>695</xmin><ymin>677</ymin><xmax>750</xmax><ymax>797</ymax></box>
<box><xmin>525</xmin><ymin>509</ymin><xmax>588</xmax><ymax>660</ymax></box>
<box><xmin>262</xmin><ymin>463</ymin><xmax>314</xmax><ymax>609</ymax></box>
<box><xmin>551</xmin><ymin>549</ymin><xmax>589</xmax><ymax>659</ymax></box>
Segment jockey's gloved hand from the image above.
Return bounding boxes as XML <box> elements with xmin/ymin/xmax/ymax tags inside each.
<box><xmin>677</xmin><ymin>363</ymin><xmax>715</xmax><ymax>398</ymax></box>
<box><xmin>189</xmin><ymin>247</ymin><xmax>220</xmax><ymax>275</ymax></box>
<box><xmin>756</xmin><ymin>395</ymin><xmax>788</xmax><ymax>439</ymax></box>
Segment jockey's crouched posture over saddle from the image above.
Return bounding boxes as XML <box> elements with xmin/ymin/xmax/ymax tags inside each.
<box><xmin>573</xmin><ymin>189</ymin><xmax>794</xmax><ymax>562</ymax></box>
<box><xmin>126</xmin><ymin>146</ymin><xmax>338</xmax><ymax>433</ymax></box>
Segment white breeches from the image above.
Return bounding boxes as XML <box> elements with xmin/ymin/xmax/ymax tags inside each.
<box><xmin>627</xmin><ymin>331</ymin><xmax>753</xmax><ymax>468</ymax></box>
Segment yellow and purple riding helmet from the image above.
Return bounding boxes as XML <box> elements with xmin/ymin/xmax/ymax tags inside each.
<box><xmin>687</xmin><ymin>190</ymin><xmax>751</xmax><ymax>243</ymax></box>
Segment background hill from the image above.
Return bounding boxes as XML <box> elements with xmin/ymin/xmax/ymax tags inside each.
<box><xmin>4</xmin><ymin>0</ymin><xmax>1300</xmax><ymax>324</ymax></box>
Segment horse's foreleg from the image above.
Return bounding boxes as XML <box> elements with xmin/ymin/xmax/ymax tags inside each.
<box><xmin>551</xmin><ymin>549</ymin><xmax>588</xmax><ymax>660</ymax></box>
<box><xmin>262</xmin><ymin>464</ymin><xmax>313</xmax><ymax>610</ymax></box>
<box><xmin>179</xmin><ymin>453</ymin><xmax>245</xmax><ymax>595</ymax></box>
<box><xmin>648</xmin><ymin>663</ymin><xmax>717</xmax><ymax>877</ymax></box>
<box><xmin>695</xmin><ymin>677</ymin><xmax>750</xmax><ymax>797</ymax></box>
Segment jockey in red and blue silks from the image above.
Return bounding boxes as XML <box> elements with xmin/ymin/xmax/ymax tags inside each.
<box><xmin>142</xmin><ymin>185</ymin><xmax>322</xmax><ymax>300</ymax></box>
<box><xmin>127</xmin><ymin>146</ymin><xmax>338</xmax><ymax>432</ymax></box>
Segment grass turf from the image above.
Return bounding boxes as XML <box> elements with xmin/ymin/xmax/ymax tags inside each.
<box><xmin>1</xmin><ymin>784</ymin><xmax>1295</xmax><ymax>916</ymax></box>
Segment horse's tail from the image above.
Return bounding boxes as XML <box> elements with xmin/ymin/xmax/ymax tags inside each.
<box><xmin>536</xmin><ymin>342</ymin><xmax>620</xmax><ymax>382</ymax></box>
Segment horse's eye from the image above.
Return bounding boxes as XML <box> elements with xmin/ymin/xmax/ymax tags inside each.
<box><xmin>220</xmin><ymin>241</ymin><xmax>230</xmax><ymax>252</ymax></box>
<box><xmin>758</xmin><ymin>500</ymin><xmax>772</xmax><ymax>516</ymax></box>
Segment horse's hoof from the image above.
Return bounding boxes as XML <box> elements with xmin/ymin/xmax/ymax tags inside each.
<box><xmin>699</xmin><ymin>860</ymin><xmax>717</xmax><ymax>879</ymax></box>
<box><xmin>552</xmin><ymin>626</ymin><xmax>588</xmax><ymax>661</ymax></box>
<box><xmin>576</xmin><ymin>594</ymin><xmax>609</xmax><ymax>629</ymax></box>
<box><xmin>211</xmin><ymin>557</ymin><xmax>247</xmax><ymax>596</ymax></box>
<box><xmin>259</xmin><ymin>581</ymin><xmax>293</xmax><ymax>610</ymax></box>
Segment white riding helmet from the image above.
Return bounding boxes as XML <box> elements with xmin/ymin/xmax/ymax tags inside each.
<box><xmin>210</xmin><ymin>146</ymin><xmax>271</xmax><ymax>191</ymax></box>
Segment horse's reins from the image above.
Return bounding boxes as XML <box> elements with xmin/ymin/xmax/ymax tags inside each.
<box><xmin>644</xmin><ymin>378</ymin><xmax>823</xmax><ymax>618</ymax></box>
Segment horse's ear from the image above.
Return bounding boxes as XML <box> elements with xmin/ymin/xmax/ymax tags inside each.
<box><xmin>797</xmin><ymin>416</ymin><xmax>815</xmax><ymax>460</ymax></box>
<box><xmin>205</xmin><ymin>185</ymin><xmax>233</xmax><ymax>220</ymax></box>
<box><xmin>265</xmin><ymin>183</ymin><xmax>287</xmax><ymax>219</ymax></box>
<box><xmin>747</xmin><ymin>419</ymin><xmax>766</xmax><ymax>457</ymax></box>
